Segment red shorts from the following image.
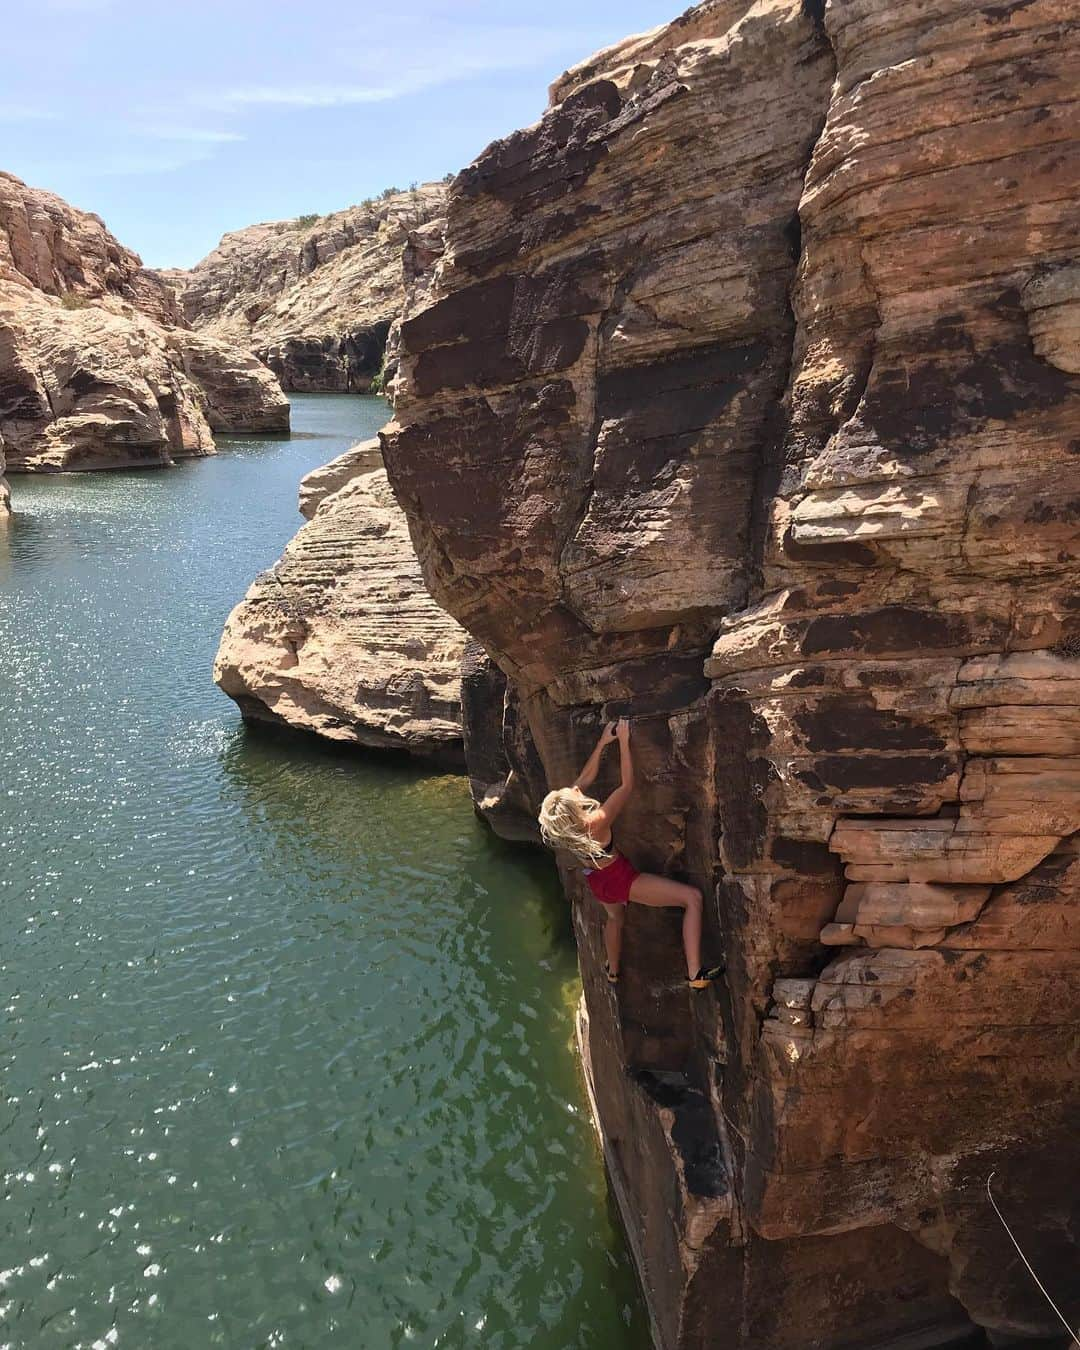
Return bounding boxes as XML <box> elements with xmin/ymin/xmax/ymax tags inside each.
<box><xmin>585</xmin><ymin>854</ymin><xmax>639</xmax><ymax>906</ymax></box>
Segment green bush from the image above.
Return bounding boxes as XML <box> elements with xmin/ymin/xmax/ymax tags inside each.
<box><xmin>293</xmin><ymin>213</ymin><xmax>320</xmax><ymax>230</ymax></box>
<box><xmin>368</xmin><ymin>348</ymin><xmax>390</xmax><ymax>395</ymax></box>
<box><xmin>60</xmin><ymin>293</ymin><xmax>91</xmax><ymax>310</ymax></box>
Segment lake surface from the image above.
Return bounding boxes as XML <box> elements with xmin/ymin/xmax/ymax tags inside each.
<box><xmin>0</xmin><ymin>396</ymin><xmax>648</xmax><ymax>1349</ymax></box>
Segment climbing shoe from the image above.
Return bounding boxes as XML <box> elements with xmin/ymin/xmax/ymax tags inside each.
<box><xmin>604</xmin><ymin>960</ymin><xmax>620</xmax><ymax>985</ymax></box>
<box><xmin>688</xmin><ymin>964</ymin><xmax>724</xmax><ymax>990</ymax></box>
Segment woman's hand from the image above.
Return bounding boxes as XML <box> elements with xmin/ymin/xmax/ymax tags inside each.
<box><xmin>615</xmin><ymin>717</ymin><xmax>630</xmax><ymax>743</ymax></box>
<box><xmin>599</xmin><ymin>721</ymin><xmax>619</xmax><ymax>746</ymax></box>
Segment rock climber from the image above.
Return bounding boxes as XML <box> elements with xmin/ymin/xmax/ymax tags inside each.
<box><xmin>537</xmin><ymin>717</ymin><xmax>724</xmax><ymax>990</ymax></box>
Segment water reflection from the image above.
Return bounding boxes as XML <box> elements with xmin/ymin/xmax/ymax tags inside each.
<box><xmin>0</xmin><ymin>396</ymin><xmax>648</xmax><ymax>1349</ymax></box>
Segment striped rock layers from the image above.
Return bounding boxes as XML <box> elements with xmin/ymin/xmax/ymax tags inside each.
<box><xmin>173</xmin><ymin>184</ymin><xmax>446</xmax><ymax>393</ymax></box>
<box><xmin>0</xmin><ymin>172</ymin><xmax>288</xmax><ymax>478</ymax></box>
<box><xmin>382</xmin><ymin>1</ymin><xmax>1080</xmax><ymax>1346</ymax></box>
<box><xmin>213</xmin><ymin>440</ymin><xmax>467</xmax><ymax>763</ymax></box>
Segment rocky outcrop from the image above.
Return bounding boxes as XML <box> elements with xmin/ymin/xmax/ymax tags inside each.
<box><xmin>213</xmin><ymin>440</ymin><xmax>467</xmax><ymax>762</ymax></box>
<box><xmin>0</xmin><ymin>170</ymin><xmax>181</xmax><ymax>324</ymax></box>
<box><xmin>460</xmin><ymin>641</ymin><xmax>547</xmax><ymax>844</ymax></box>
<box><xmin>382</xmin><ymin>1</ymin><xmax>1080</xmax><ymax>1346</ymax></box>
<box><xmin>297</xmin><ymin>439</ymin><xmax>383</xmax><ymax>519</ymax></box>
<box><xmin>173</xmin><ymin>185</ymin><xmax>446</xmax><ymax>392</ymax></box>
<box><xmin>0</xmin><ymin>285</ymin><xmax>215</xmax><ymax>471</ymax></box>
<box><xmin>172</xmin><ymin>331</ymin><xmax>288</xmax><ymax>434</ymax></box>
<box><xmin>0</xmin><ymin>173</ymin><xmax>287</xmax><ymax>478</ymax></box>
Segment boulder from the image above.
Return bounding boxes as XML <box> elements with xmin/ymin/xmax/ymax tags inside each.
<box><xmin>297</xmin><ymin>439</ymin><xmax>383</xmax><ymax>519</ymax></box>
<box><xmin>171</xmin><ymin>331</ymin><xmax>289</xmax><ymax>434</ymax></box>
<box><xmin>0</xmin><ymin>283</ymin><xmax>213</xmax><ymax>471</ymax></box>
<box><xmin>213</xmin><ymin>458</ymin><xmax>467</xmax><ymax>763</ymax></box>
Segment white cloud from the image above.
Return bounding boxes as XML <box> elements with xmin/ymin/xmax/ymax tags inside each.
<box><xmin>201</xmin><ymin>83</ymin><xmax>412</xmax><ymax>110</ymax></box>
<box><xmin>138</xmin><ymin>127</ymin><xmax>247</xmax><ymax>144</ymax></box>
<box><xmin>32</xmin><ymin>146</ymin><xmax>221</xmax><ymax>178</ymax></box>
<box><xmin>0</xmin><ymin>104</ymin><xmax>59</xmax><ymax>123</ymax></box>
<box><xmin>194</xmin><ymin>22</ymin><xmax>577</xmax><ymax>113</ymax></box>
<box><xmin>100</xmin><ymin>147</ymin><xmax>220</xmax><ymax>175</ymax></box>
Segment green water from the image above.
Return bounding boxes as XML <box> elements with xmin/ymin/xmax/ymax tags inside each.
<box><xmin>0</xmin><ymin>396</ymin><xmax>648</xmax><ymax>1349</ymax></box>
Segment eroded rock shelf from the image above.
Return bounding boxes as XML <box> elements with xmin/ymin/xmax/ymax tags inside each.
<box><xmin>213</xmin><ymin>440</ymin><xmax>468</xmax><ymax>762</ymax></box>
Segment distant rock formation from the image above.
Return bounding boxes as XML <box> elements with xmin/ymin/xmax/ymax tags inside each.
<box><xmin>172</xmin><ymin>330</ymin><xmax>288</xmax><ymax>435</ymax></box>
<box><xmin>170</xmin><ymin>184</ymin><xmax>446</xmax><ymax>392</ymax></box>
<box><xmin>381</xmin><ymin>0</ymin><xmax>1080</xmax><ymax>1346</ymax></box>
<box><xmin>0</xmin><ymin>172</ymin><xmax>288</xmax><ymax>479</ymax></box>
<box><xmin>0</xmin><ymin>287</ymin><xmax>213</xmax><ymax>471</ymax></box>
<box><xmin>213</xmin><ymin>439</ymin><xmax>467</xmax><ymax>762</ymax></box>
<box><xmin>0</xmin><ymin>170</ymin><xmax>181</xmax><ymax>324</ymax></box>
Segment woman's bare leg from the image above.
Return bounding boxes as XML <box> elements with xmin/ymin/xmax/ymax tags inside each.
<box><xmin>628</xmin><ymin>873</ymin><xmax>703</xmax><ymax>977</ymax></box>
<box><xmin>603</xmin><ymin>904</ymin><xmax>625</xmax><ymax>976</ymax></box>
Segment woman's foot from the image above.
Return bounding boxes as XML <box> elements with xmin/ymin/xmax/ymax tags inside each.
<box><xmin>604</xmin><ymin>960</ymin><xmax>620</xmax><ymax>985</ymax></box>
<box><xmin>688</xmin><ymin>964</ymin><xmax>724</xmax><ymax>990</ymax></box>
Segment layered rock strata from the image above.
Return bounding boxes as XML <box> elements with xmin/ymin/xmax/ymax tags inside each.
<box><xmin>171</xmin><ymin>331</ymin><xmax>288</xmax><ymax>435</ymax></box>
<box><xmin>0</xmin><ymin>287</ymin><xmax>215</xmax><ymax>472</ymax></box>
<box><xmin>213</xmin><ymin>440</ymin><xmax>467</xmax><ymax>762</ymax></box>
<box><xmin>0</xmin><ymin>172</ymin><xmax>287</xmax><ymax>477</ymax></box>
<box><xmin>382</xmin><ymin>1</ymin><xmax>1080</xmax><ymax>1346</ymax></box>
<box><xmin>174</xmin><ymin>185</ymin><xmax>446</xmax><ymax>392</ymax></box>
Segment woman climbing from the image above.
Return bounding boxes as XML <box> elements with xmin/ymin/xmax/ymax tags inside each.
<box><xmin>537</xmin><ymin>718</ymin><xmax>723</xmax><ymax>990</ymax></box>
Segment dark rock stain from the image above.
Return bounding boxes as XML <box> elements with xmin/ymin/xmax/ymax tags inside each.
<box><xmin>797</xmin><ymin>696</ymin><xmax>947</xmax><ymax>753</ymax></box>
<box><xmin>803</xmin><ymin>606</ymin><xmax>971</xmax><ymax>656</ymax></box>
<box><xmin>814</xmin><ymin>754</ymin><xmax>956</xmax><ymax>790</ymax></box>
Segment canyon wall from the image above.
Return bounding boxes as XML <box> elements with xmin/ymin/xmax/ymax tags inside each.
<box><xmin>213</xmin><ymin>439</ymin><xmax>467</xmax><ymax>763</ymax></box>
<box><xmin>173</xmin><ymin>184</ymin><xmax>446</xmax><ymax>392</ymax></box>
<box><xmin>0</xmin><ymin>172</ymin><xmax>288</xmax><ymax>476</ymax></box>
<box><xmin>382</xmin><ymin>1</ymin><xmax>1080</xmax><ymax>1346</ymax></box>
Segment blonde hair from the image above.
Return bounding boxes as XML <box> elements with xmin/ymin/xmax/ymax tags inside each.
<box><xmin>537</xmin><ymin>788</ymin><xmax>610</xmax><ymax>868</ymax></box>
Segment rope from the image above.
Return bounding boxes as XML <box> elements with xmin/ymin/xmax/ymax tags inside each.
<box><xmin>986</xmin><ymin>1171</ymin><xmax>1080</xmax><ymax>1347</ymax></box>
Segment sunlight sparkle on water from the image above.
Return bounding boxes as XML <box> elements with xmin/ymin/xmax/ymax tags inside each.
<box><xmin>0</xmin><ymin>395</ymin><xmax>648</xmax><ymax>1350</ymax></box>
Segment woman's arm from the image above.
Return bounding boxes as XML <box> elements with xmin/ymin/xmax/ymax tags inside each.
<box><xmin>593</xmin><ymin>719</ymin><xmax>634</xmax><ymax>826</ymax></box>
<box><xmin>573</xmin><ymin>722</ymin><xmax>617</xmax><ymax>789</ymax></box>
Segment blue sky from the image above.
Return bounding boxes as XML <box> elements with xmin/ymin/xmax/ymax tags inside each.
<box><xmin>5</xmin><ymin>0</ymin><xmax>678</xmax><ymax>269</ymax></box>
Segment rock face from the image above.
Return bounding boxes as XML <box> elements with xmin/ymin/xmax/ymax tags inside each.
<box><xmin>0</xmin><ymin>172</ymin><xmax>287</xmax><ymax>477</ymax></box>
<box><xmin>296</xmin><ymin>439</ymin><xmax>383</xmax><ymax>519</ymax></box>
<box><xmin>0</xmin><ymin>170</ymin><xmax>181</xmax><ymax>324</ymax></box>
<box><xmin>213</xmin><ymin>440</ymin><xmax>467</xmax><ymax>762</ymax></box>
<box><xmin>172</xmin><ymin>331</ymin><xmax>288</xmax><ymax>435</ymax></box>
<box><xmin>0</xmin><ymin>286</ymin><xmax>215</xmax><ymax>471</ymax></box>
<box><xmin>174</xmin><ymin>185</ymin><xmax>446</xmax><ymax>392</ymax></box>
<box><xmin>382</xmin><ymin>1</ymin><xmax>1080</xmax><ymax>1346</ymax></box>
<box><xmin>460</xmin><ymin>640</ymin><xmax>547</xmax><ymax>844</ymax></box>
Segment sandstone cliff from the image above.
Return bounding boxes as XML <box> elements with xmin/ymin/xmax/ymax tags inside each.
<box><xmin>381</xmin><ymin>1</ymin><xmax>1080</xmax><ymax>1345</ymax></box>
<box><xmin>0</xmin><ymin>172</ymin><xmax>288</xmax><ymax>477</ymax></box>
<box><xmin>213</xmin><ymin>439</ymin><xmax>467</xmax><ymax>762</ymax></box>
<box><xmin>173</xmin><ymin>184</ymin><xmax>446</xmax><ymax>392</ymax></box>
